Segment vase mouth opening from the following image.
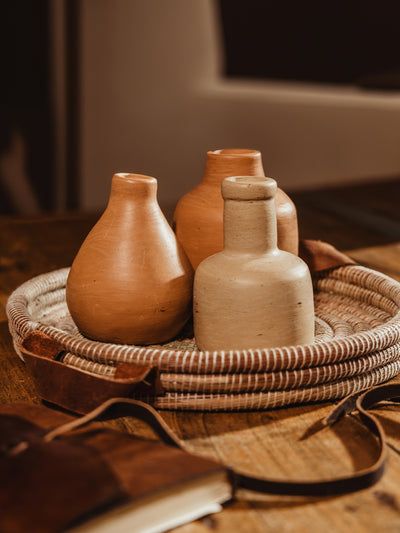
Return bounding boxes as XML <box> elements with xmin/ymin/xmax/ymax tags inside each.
<box><xmin>113</xmin><ymin>173</ymin><xmax>157</xmax><ymax>185</ymax></box>
<box><xmin>222</xmin><ymin>176</ymin><xmax>277</xmax><ymax>201</ymax></box>
<box><xmin>208</xmin><ymin>149</ymin><xmax>260</xmax><ymax>157</ymax></box>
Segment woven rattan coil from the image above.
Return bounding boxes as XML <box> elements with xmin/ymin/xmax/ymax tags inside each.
<box><xmin>6</xmin><ymin>264</ymin><xmax>400</xmax><ymax>410</ymax></box>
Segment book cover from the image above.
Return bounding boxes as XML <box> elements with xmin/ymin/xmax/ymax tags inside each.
<box><xmin>0</xmin><ymin>403</ymin><xmax>233</xmax><ymax>533</ymax></box>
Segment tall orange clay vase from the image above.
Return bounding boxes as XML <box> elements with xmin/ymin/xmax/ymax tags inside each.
<box><xmin>66</xmin><ymin>173</ymin><xmax>194</xmax><ymax>345</ymax></box>
<box><xmin>173</xmin><ymin>149</ymin><xmax>298</xmax><ymax>269</ymax></box>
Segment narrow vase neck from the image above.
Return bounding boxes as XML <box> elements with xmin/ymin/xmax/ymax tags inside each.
<box><xmin>223</xmin><ymin>197</ymin><xmax>278</xmax><ymax>255</ymax></box>
<box><xmin>203</xmin><ymin>149</ymin><xmax>265</xmax><ymax>186</ymax></box>
<box><xmin>107</xmin><ymin>173</ymin><xmax>158</xmax><ymax>209</ymax></box>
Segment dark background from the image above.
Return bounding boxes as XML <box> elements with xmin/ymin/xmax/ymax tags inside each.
<box><xmin>218</xmin><ymin>0</ymin><xmax>400</xmax><ymax>88</ymax></box>
<box><xmin>1</xmin><ymin>0</ymin><xmax>399</xmax><ymax>214</ymax></box>
<box><xmin>0</xmin><ymin>0</ymin><xmax>53</xmax><ymax>213</ymax></box>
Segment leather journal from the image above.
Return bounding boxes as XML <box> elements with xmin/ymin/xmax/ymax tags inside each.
<box><xmin>0</xmin><ymin>401</ymin><xmax>232</xmax><ymax>533</ymax></box>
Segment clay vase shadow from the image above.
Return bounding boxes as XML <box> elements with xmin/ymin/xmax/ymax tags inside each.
<box><xmin>66</xmin><ymin>173</ymin><xmax>194</xmax><ymax>345</ymax></box>
<box><xmin>173</xmin><ymin>149</ymin><xmax>299</xmax><ymax>269</ymax></box>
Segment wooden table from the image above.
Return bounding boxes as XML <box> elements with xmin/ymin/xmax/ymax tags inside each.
<box><xmin>2</xmin><ymin>177</ymin><xmax>400</xmax><ymax>532</ymax></box>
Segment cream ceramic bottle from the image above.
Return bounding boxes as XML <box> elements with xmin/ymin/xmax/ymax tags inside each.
<box><xmin>173</xmin><ymin>149</ymin><xmax>298</xmax><ymax>269</ymax></box>
<box><xmin>66</xmin><ymin>173</ymin><xmax>194</xmax><ymax>345</ymax></box>
<box><xmin>193</xmin><ymin>176</ymin><xmax>314</xmax><ymax>351</ymax></box>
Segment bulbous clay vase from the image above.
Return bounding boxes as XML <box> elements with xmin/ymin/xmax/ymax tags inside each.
<box><xmin>66</xmin><ymin>173</ymin><xmax>194</xmax><ymax>345</ymax></box>
<box><xmin>173</xmin><ymin>149</ymin><xmax>298</xmax><ymax>269</ymax></box>
<box><xmin>193</xmin><ymin>176</ymin><xmax>314</xmax><ymax>351</ymax></box>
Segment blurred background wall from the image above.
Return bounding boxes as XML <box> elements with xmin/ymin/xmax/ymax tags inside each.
<box><xmin>1</xmin><ymin>0</ymin><xmax>400</xmax><ymax>215</ymax></box>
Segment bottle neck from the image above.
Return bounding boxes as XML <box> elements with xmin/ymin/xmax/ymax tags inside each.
<box><xmin>223</xmin><ymin>197</ymin><xmax>278</xmax><ymax>254</ymax></box>
<box><xmin>106</xmin><ymin>174</ymin><xmax>158</xmax><ymax>209</ymax></box>
<box><xmin>203</xmin><ymin>150</ymin><xmax>264</xmax><ymax>186</ymax></box>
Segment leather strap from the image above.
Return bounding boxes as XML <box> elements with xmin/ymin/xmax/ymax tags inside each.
<box><xmin>44</xmin><ymin>397</ymin><xmax>181</xmax><ymax>449</ymax></box>
<box><xmin>21</xmin><ymin>331</ymin><xmax>162</xmax><ymax>413</ymax></box>
<box><xmin>42</xmin><ymin>385</ymin><xmax>400</xmax><ymax>497</ymax></box>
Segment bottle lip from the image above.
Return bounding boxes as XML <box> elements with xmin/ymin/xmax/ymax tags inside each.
<box><xmin>222</xmin><ymin>176</ymin><xmax>277</xmax><ymax>200</ymax></box>
<box><xmin>110</xmin><ymin>173</ymin><xmax>158</xmax><ymax>199</ymax></box>
<box><xmin>207</xmin><ymin>148</ymin><xmax>261</xmax><ymax>158</ymax></box>
<box><xmin>113</xmin><ymin>173</ymin><xmax>157</xmax><ymax>185</ymax></box>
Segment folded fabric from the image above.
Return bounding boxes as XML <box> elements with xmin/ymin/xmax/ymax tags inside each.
<box><xmin>299</xmin><ymin>239</ymin><xmax>355</xmax><ymax>272</ymax></box>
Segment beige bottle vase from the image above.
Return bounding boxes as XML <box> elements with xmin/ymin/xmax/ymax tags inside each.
<box><xmin>66</xmin><ymin>173</ymin><xmax>194</xmax><ymax>345</ymax></box>
<box><xmin>193</xmin><ymin>176</ymin><xmax>314</xmax><ymax>351</ymax></box>
<box><xmin>173</xmin><ymin>149</ymin><xmax>298</xmax><ymax>269</ymax></box>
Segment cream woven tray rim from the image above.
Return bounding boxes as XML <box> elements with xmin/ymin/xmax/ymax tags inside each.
<box><xmin>6</xmin><ymin>264</ymin><xmax>400</xmax><ymax>410</ymax></box>
<box><xmin>63</xmin><ymin>343</ymin><xmax>400</xmax><ymax>394</ymax></box>
<box><xmin>152</xmin><ymin>360</ymin><xmax>400</xmax><ymax>410</ymax></box>
<box><xmin>6</xmin><ymin>264</ymin><xmax>400</xmax><ymax>374</ymax></box>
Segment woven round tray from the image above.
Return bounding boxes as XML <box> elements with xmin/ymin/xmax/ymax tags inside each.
<box><xmin>6</xmin><ymin>264</ymin><xmax>400</xmax><ymax>410</ymax></box>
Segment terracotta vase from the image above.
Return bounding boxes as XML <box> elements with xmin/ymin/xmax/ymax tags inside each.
<box><xmin>173</xmin><ymin>149</ymin><xmax>298</xmax><ymax>269</ymax></box>
<box><xmin>66</xmin><ymin>173</ymin><xmax>194</xmax><ymax>345</ymax></box>
<box><xmin>193</xmin><ymin>176</ymin><xmax>314</xmax><ymax>351</ymax></box>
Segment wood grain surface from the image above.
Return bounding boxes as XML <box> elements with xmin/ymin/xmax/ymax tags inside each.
<box><xmin>2</xmin><ymin>178</ymin><xmax>400</xmax><ymax>532</ymax></box>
